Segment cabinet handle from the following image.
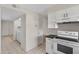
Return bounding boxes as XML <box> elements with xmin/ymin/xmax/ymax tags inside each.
<box><xmin>65</xmin><ymin>13</ymin><xmax>66</xmax><ymax>17</ymax></box>
<box><xmin>65</xmin><ymin>13</ymin><xmax>67</xmax><ymax>17</ymax></box>
<box><xmin>66</xmin><ymin>13</ymin><xmax>67</xmax><ymax>17</ymax></box>
<box><xmin>63</xmin><ymin>13</ymin><xmax>68</xmax><ymax>18</ymax></box>
<box><xmin>66</xmin><ymin>13</ymin><xmax>68</xmax><ymax>17</ymax></box>
<box><xmin>64</xmin><ymin>13</ymin><xmax>65</xmax><ymax>18</ymax></box>
<box><xmin>67</xmin><ymin>13</ymin><xmax>68</xmax><ymax>17</ymax></box>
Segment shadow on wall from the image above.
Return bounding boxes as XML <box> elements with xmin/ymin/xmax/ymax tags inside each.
<box><xmin>58</xmin><ymin>23</ymin><xmax>79</xmax><ymax>32</ymax></box>
<box><xmin>47</xmin><ymin>23</ymin><xmax>79</xmax><ymax>35</ymax></box>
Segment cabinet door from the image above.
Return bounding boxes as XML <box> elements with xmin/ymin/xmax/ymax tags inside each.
<box><xmin>56</xmin><ymin>9</ymin><xmax>66</xmax><ymax>23</ymax></box>
<box><xmin>46</xmin><ymin>38</ymin><xmax>53</xmax><ymax>54</ymax></box>
<box><xmin>48</xmin><ymin>12</ymin><xmax>57</xmax><ymax>28</ymax></box>
<box><xmin>64</xmin><ymin>5</ymin><xmax>79</xmax><ymax>22</ymax></box>
<box><xmin>67</xmin><ymin>5</ymin><xmax>79</xmax><ymax>18</ymax></box>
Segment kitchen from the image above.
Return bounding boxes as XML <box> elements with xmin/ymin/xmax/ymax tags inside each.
<box><xmin>1</xmin><ymin>4</ymin><xmax>79</xmax><ymax>54</ymax></box>
<box><xmin>46</xmin><ymin>5</ymin><xmax>79</xmax><ymax>54</ymax></box>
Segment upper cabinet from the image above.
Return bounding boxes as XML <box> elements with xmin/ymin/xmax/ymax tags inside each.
<box><xmin>56</xmin><ymin>8</ymin><xmax>72</xmax><ymax>23</ymax></box>
<box><xmin>48</xmin><ymin>5</ymin><xmax>79</xmax><ymax>28</ymax></box>
<box><xmin>66</xmin><ymin>6</ymin><xmax>79</xmax><ymax>22</ymax></box>
<box><xmin>67</xmin><ymin>6</ymin><xmax>79</xmax><ymax>18</ymax></box>
<box><xmin>56</xmin><ymin>5</ymin><xmax>79</xmax><ymax>23</ymax></box>
<box><xmin>56</xmin><ymin>9</ymin><xmax>68</xmax><ymax>23</ymax></box>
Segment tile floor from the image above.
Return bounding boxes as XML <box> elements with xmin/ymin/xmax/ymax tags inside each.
<box><xmin>27</xmin><ymin>44</ymin><xmax>46</xmax><ymax>54</ymax></box>
<box><xmin>1</xmin><ymin>36</ymin><xmax>46</xmax><ymax>54</ymax></box>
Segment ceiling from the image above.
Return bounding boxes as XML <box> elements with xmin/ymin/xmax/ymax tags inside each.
<box><xmin>16</xmin><ymin>4</ymin><xmax>53</xmax><ymax>15</ymax></box>
<box><xmin>1</xmin><ymin>4</ymin><xmax>53</xmax><ymax>21</ymax></box>
<box><xmin>1</xmin><ymin>4</ymin><xmax>54</xmax><ymax>15</ymax></box>
<box><xmin>16</xmin><ymin>4</ymin><xmax>76</xmax><ymax>15</ymax></box>
<box><xmin>1</xmin><ymin>7</ymin><xmax>24</xmax><ymax>21</ymax></box>
<box><xmin>0</xmin><ymin>4</ymin><xmax>77</xmax><ymax>21</ymax></box>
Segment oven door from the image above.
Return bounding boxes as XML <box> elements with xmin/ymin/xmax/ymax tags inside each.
<box><xmin>53</xmin><ymin>39</ymin><xmax>79</xmax><ymax>54</ymax></box>
<box><xmin>57</xmin><ymin>44</ymin><xmax>73</xmax><ymax>54</ymax></box>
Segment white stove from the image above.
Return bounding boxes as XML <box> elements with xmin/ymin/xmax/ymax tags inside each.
<box><xmin>58</xmin><ymin>31</ymin><xmax>78</xmax><ymax>40</ymax></box>
<box><xmin>53</xmin><ymin>31</ymin><xmax>79</xmax><ymax>54</ymax></box>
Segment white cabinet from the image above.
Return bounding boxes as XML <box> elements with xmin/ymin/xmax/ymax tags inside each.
<box><xmin>48</xmin><ymin>5</ymin><xmax>79</xmax><ymax>24</ymax></box>
<box><xmin>46</xmin><ymin>38</ymin><xmax>53</xmax><ymax>54</ymax></box>
<box><xmin>56</xmin><ymin>9</ymin><xmax>70</xmax><ymax>23</ymax></box>
<box><xmin>67</xmin><ymin>6</ymin><xmax>79</xmax><ymax>18</ymax></box>
<box><xmin>66</xmin><ymin>6</ymin><xmax>79</xmax><ymax>22</ymax></box>
<box><xmin>48</xmin><ymin>12</ymin><xmax>58</xmax><ymax>28</ymax></box>
<box><xmin>56</xmin><ymin>9</ymin><xmax>65</xmax><ymax>23</ymax></box>
<box><xmin>56</xmin><ymin>5</ymin><xmax>79</xmax><ymax>23</ymax></box>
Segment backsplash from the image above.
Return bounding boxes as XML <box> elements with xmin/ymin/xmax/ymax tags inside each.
<box><xmin>58</xmin><ymin>23</ymin><xmax>79</xmax><ymax>32</ymax></box>
<box><xmin>47</xmin><ymin>23</ymin><xmax>79</xmax><ymax>35</ymax></box>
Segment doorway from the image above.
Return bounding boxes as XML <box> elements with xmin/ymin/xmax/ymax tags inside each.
<box><xmin>1</xmin><ymin>7</ymin><xmax>26</xmax><ymax>54</ymax></box>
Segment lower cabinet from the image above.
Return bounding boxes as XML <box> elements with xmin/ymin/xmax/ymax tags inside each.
<box><xmin>46</xmin><ymin>38</ymin><xmax>54</xmax><ymax>54</ymax></box>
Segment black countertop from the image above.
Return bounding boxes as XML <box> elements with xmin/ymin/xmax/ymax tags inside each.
<box><xmin>45</xmin><ymin>34</ymin><xmax>57</xmax><ymax>38</ymax></box>
<box><xmin>45</xmin><ymin>34</ymin><xmax>78</xmax><ymax>42</ymax></box>
<box><xmin>56</xmin><ymin>36</ymin><xmax>78</xmax><ymax>42</ymax></box>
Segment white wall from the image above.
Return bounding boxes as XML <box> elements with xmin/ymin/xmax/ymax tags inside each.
<box><xmin>0</xmin><ymin>7</ymin><xmax>1</xmax><ymax>53</ymax></box>
<box><xmin>38</xmin><ymin>15</ymin><xmax>48</xmax><ymax>44</ymax></box>
<box><xmin>26</xmin><ymin>12</ymin><xmax>39</xmax><ymax>51</ymax></box>
<box><xmin>39</xmin><ymin>15</ymin><xmax>48</xmax><ymax>35</ymax></box>
<box><xmin>1</xmin><ymin>21</ymin><xmax>14</xmax><ymax>36</ymax></box>
<box><xmin>16</xmin><ymin>8</ymin><xmax>41</xmax><ymax>52</ymax></box>
<box><xmin>25</xmin><ymin>13</ymin><xmax>48</xmax><ymax>52</ymax></box>
<box><xmin>21</xmin><ymin>15</ymin><xmax>26</xmax><ymax>51</ymax></box>
<box><xmin>21</xmin><ymin>9</ymin><xmax>48</xmax><ymax>52</ymax></box>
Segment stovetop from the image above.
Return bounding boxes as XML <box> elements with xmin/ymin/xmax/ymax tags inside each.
<box><xmin>45</xmin><ymin>34</ymin><xmax>79</xmax><ymax>42</ymax></box>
